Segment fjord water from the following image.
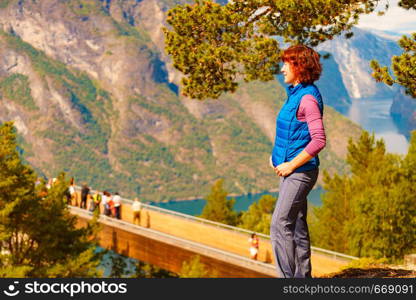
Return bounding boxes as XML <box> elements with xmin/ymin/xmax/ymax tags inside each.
<box><xmin>347</xmin><ymin>97</ymin><xmax>409</xmax><ymax>155</ymax></box>
<box><xmin>149</xmin><ymin>187</ymin><xmax>324</xmax><ymax>216</ymax></box>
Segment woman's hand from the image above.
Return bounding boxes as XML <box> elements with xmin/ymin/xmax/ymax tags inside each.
<box><xmin>274</xmin><ymin>162</ymin><xmax>295</xmax><ymax>177</ymax></box>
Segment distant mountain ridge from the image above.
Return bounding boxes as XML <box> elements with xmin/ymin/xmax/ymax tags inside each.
<box><xmin>359</xmin><ymin>28</ymin><xmax>404</xmax><ymax>41</ymax></box>
<box><xmin>316</xmin><ymin>27</ymin><xmax>415</xmax><ymax>136</ymax></box>
<box><xmin>317</xmin><ymin>27</ymin><xmax>402</xmax><ymax>99</ymax></box>
<box><xmin>0</xmin><ymin>0</ymin><xmax>361</xmax><ymax>201</ymax></box>
<box><xmin>391</xmin><ymin>90</ymin><xmax>416</xmax><ymax>139</ymax></box>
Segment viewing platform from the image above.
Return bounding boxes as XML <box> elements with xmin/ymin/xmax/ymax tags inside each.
<box><xmin>71</xmin><ymin>190</ymin><xmax>358</xmax><ymax>277</ymax></box>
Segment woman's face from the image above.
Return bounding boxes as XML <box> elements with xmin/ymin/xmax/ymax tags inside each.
<box><xmin>281</xmin><ymin>62</ymin><xmax>298</xmax><ymax>85</ymax></box>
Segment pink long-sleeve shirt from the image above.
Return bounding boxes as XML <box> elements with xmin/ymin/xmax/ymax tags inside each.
<box><xmin>296</xmin><ymin>95</ymin><xmax>326</xmax><ymax>157</ymax></box>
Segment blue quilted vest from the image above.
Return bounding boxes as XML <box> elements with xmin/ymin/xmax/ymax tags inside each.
<box><xmin>271</xmin><ymin>83</ymin><xmax>324</xmax><ymax>172</ymax></box>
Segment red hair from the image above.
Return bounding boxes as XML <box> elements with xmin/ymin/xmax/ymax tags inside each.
<box><xmin>282</xmin><ymin>45</ymin><xmax>322</xmax><ymax>84</ymax></box>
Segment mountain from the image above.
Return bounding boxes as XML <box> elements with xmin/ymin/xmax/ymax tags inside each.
<box><xmin>359</xmin><ymin>28</ymin><xmax>403</xmax><ymax>42</ymax></box>
<box><xmin>0</xmin><ymin>0</ymin><xmax>361</xmax><ymax>201</ymax></box>
<box><xmin>317</xmin><ymin>27</ymin><xmax>415</xmax><ymax>137</ymax></box>
<box><xmin>315</xmin><ymin>53</ymin><xmax>352</xmax><ymax>114</ymax></box>
<box><xmin>390</xmin><ymin>90</ymin><xmax>416</xmax><ymax>139</ymax></box>
<box><xmin>317</xmin><ymin>27</ymin><xmax>402</xmax><ymax>99</ymax></box>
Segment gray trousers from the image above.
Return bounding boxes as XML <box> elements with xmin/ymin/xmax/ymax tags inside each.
<box><xmin>270</xmin><ymin>168</ymin><xmax>319</xmax><ymax>278</ymax></box>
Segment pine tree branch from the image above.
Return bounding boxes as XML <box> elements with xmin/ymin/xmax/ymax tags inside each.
<box><xmin>244</xmin><ymin>6</ymin><xmax>273</xmax><ymax>29</ymax></box>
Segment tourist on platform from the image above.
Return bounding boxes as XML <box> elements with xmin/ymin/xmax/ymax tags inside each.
<box><xmin>113</xmin><ymin>192</ymin><xmax>122</xmax><ymax>219</ymax></box>
<box><xmin>270</xmin><ymin>45</ymin><xmax>326</xmax><ymax>278</ymax></box>
<box><xmin>248</xmin><ymin>233</ymin><xmax>259</xmax><ymax>260</ymax></box>
<box><xmin>92</xmin><ymin>191</ymin><xmax>102</xmax><ymax>213</ymax></box>
<box><xmin>80</xmin><ymin>184</ymin><xmax>90</xmax><ymax>209</ymax></box>
<box><xmin>88</xmin><ymin>191</ymin><xmax>95</xmax><ymax>212</ymax></box>
<box><xmin>102</xmin><ymin>191</ymin><xmax>111</xmax><ymax>216</ymax></box>
<box><xmin>107</xmin><ymin>193</ymin><xmax>115</xmax><ymax>217</ymax></box>
<box><xmin>87</xmin><ymin>189</ymin><xmax>99</xmax><ymax>212</ymax></box>
<box><xmin>68</xmin><ymin>177</ymin><xmax>77</xmax><ymax>206</ymax></box>
<box><xmin>132</xmin><ymin>197</ymin><xmax>142</xmax><ymax>225</ymax></box>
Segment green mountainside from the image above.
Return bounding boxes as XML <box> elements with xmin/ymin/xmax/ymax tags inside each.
<box><xmin>0</xmin><ymin>0</ymin><xmax>361</xmax><ymax>201</ymax></box>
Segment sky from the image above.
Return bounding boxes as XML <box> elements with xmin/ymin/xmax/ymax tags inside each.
<box><xmin>356</xmin><ymin>0</ymin><xmax>416</xmax><ymax>34</ymax></box>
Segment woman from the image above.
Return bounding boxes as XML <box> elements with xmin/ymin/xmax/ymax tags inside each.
<box><xmin>270</xmin><ymin>44</ymin><xmax>326</xmax><ymax>278</ymax></box>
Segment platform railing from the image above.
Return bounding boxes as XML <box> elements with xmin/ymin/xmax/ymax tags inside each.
<box><xmin>70</xmin><ymin>205</ymin><xmax>277</xmax><ymax>275</ymax></box>
<box><xmin>74</xmin><ymin>186</ymin><xmax>358</xmax><ymax>262</ymax></box>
